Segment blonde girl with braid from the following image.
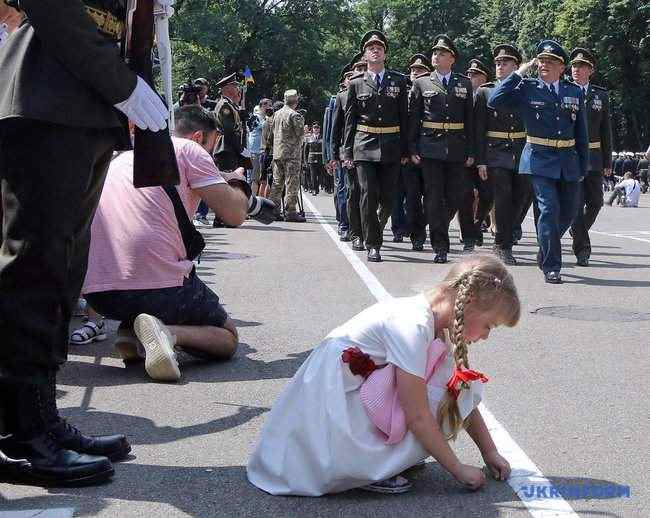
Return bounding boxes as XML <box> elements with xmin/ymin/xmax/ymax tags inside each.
<box><xmin>248</xmin><ymin>255</ymin><xmax>520</xmax><ymax>496</ymax></box>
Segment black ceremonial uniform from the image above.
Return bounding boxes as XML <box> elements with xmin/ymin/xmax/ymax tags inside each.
<box><xmin>214</xmin><ymin>96</ymin><xmax>246</xmax><ymax>171</ymax></box>
<box><xmin>570</xmin><ymin>83</ymin><xmax>613</xmax><ymax>262</ymax></box>
<box><xmin>331</xmin><ymin>85</ymin><xmax>363</xmax><ymax>243</ymax></box>
<box><xmin>343</xmin><ymin>69</ymin><xmax>409</xmax><ymax>251</ymax></box>
<box><xmin>408</xmin><ymin>71</ymin><xmax>475</xmax><ymax>255</ymax></box>
<box><xmin>475</xmin><ymin>81</ymin><xmax>530</xmax><ymax>252</ymax></box>
<box><xmin>0</xmin><ymin>0</ymin><xmax>135</xmax><ymax>483</ymax></box>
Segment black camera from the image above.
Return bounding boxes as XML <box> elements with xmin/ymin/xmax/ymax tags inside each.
<box><xmin>178</xmin><ymin>82</ymin><xmax>203</xmax><ymax>107</ymax></box>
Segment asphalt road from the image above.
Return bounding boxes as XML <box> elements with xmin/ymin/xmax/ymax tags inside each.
<box><xmin>1</xmin><ymin>190</ymin><xmax>648</xmax><ymax>518</ymax></box>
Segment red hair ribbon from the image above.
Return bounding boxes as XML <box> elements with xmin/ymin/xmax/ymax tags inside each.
<box><xmin>341</xmin><ymin>347</ymin><xmax>378</xmax><ymax>379</ymax></box>
<box><xmin>446</xmin><ymin>367</ymin><xmax>489</xmax><ymax>399</ymax></box>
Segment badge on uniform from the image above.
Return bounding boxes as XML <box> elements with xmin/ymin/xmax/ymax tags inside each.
<box><xmin>386</xmin><ymin>85</ymin><xmax>401</xmax><ymax>98</ymax></box>
<box><xmin>592</xmin><ymin>97</ymin><xmax>602</xmax><ymax>111</ymax></box>
<box><xmin>454</xmin><ymin>86</ymin><xmax>467</xmax><ymax>99</ymax></box>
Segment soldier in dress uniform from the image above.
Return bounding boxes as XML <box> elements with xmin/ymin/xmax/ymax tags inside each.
<box><xmin>465</xmin><ymin>58</ymin><xmax>493</xmax><ymax>248</ymax></box>
<box><xmin>403</xmin><ymin>53</ymin><xmax>431</xmax><ymax>251</ymax></box>
<box><xmin>489</xmin><ymin>40</ymin><xmax>588</xmax><ymax>284</ymax></box>
<box><xmin>343</xmin><ymin>31</ymin><xmax>409</xmax><ymax>262</ymax></box>
<box><xmin>568</xmin><ymin>48</ymin><xmax>613</xmax><ymax>267</ymax></box>
<box><xmin>0</xmin><ymin>0</ymin><xmax>171</xmax><ymax>485</ymax></box>
<box><xmin>474</xmin><ymin>44</ymin><xmax>529</xmax><ymax>265</ymax></box>
<box><xmin>331</xmin><ymin>53</ymin><xmax>367</xmax><ymax>246</ymax></box>
<box><xmin>213</xmin><ymin>72</ymin><xmax>248</xmax><ymax>172</ymax></box>
<box><xmin>408</xmin><ymin>34</ymin><xmax>475</xmax><ymax>264</ymax></box>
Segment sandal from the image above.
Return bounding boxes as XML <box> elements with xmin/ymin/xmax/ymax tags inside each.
<box><xmin>70</xmin><ymin>319</ymin><xmax>107</xmax><ymax>345</ymax></box>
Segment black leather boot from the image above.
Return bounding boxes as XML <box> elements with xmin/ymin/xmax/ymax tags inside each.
<box><xmin>0</xmin><ymin>381</ymin><xmax>114</xmax><ymax>486</ymax></box>
<box><xmin>39</xmin><ymin>371</ymin><xmax>131</xmax><ymax>461</ymax></box>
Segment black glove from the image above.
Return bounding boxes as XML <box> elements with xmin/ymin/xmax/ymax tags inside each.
<box><xmin>248</xmin><ymin>196</ymin><xmax>276</xmax><ymax>225</ymax></box>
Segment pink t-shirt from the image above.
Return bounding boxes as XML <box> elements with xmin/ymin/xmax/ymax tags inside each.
<box><xmin>83</xmin><ymin>137</ymin><xmax>225</xmax><ymax>294</ymax></box>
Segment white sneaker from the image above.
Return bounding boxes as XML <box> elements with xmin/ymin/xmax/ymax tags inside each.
<box><xmin>133</xmin><ymin>314</ymin><xmax>181</xmax><ymax>382</ymax></box>
<box><xmin>360</xmin><ymin>475</ymin><xmax>413</xmax><ymax>494</ymax></box>
<box><xmin>193</xmin><ymin>216</ymin><xmax>210</xmax><ymax>226</ymax></box>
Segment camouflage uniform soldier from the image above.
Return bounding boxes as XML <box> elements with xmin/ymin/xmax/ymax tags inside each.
<box><xmin>270</xmin><ymin>89</ymin><xmax>305</xmax><ymax>222</ymax></box>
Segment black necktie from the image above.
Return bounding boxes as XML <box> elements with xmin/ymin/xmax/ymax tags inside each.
<box><xmin>549</xmin><ymin>84</ymin><xmax>556</xmax><ymax>97</ymax></box>
<box><xmin>443</xmin><ymin>77</ymin><xmax>448</xmax><ymax>88</ymax></box>
<box><xmin>376</xmin><ymin>74</ymin><xmax>381</xmax><ymax>89</ymax></box>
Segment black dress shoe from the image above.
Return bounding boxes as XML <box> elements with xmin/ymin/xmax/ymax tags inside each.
<box><xmin>367</xmin><ymin>248</ymin><xmax>382</xmax><ymax>262</ymax></box>
<box><xmin>544</xmin><ymin>271</ymin><xmax>562</xmax><ymax>284</ymax></box>
<box><xmin>392</xmin><ymin>235</ymin><xmax>403</xmax><ymax>243</ymax></box>
<box><xmin>476</xmin><ymin>233</ymin><xmax>483</xmax><ymax>247</ymax></box>
<box><xmin>500</xmin><ymin>248</ymin><xmax>517</xmax><ymax>266</ymax></box>
<box><xmin>352</xmin><ymin>238</ymin><xmax>365</xmax><ymax>251</ymax></box>
<box><xmin>576</xmin><ymin>256</ymin><xmax>589</xmax><ymax>267</ymax></box>
<box><xmin>411</xmin><ymin>240</ymin><xmax>424</xmax><ymax>252</ymax></box>
<box><xmin>463</xmin><ymin>242</ymin><xmax>475</xmax><ymax>254</ymax></box>
<box><xmin>49</xmin><ymin>421</ymin><xmax>131</xmax><ymax>462</ymax></box>
<box><xmin>433</xmin><ymin>252</ymin><xmax>448</xmax><ymax>264</ymax></box>
<box><xmin>0</xmin><ymin>432</ymin><xmax>114</xmax><ymax>486</ymax></box>
<box><xmin>339</xmin><ymin>230</ymin><xmax>351</xmax><ymax>242</ymax></box>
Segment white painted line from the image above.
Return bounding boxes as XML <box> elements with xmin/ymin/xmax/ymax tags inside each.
<box><xmin>0</xmin><ymin>509</ymin><xmax>75</xmax><ymax>518</ymax></box>
<box><xmin>306</xmin><ymin>195</ymin><xmax>579</xmax><ymax>517</ymax></box>
<box><xmin>525</xmin><ymin>216</ymin><xmax>650</xmax><ymax>246</ymax></box>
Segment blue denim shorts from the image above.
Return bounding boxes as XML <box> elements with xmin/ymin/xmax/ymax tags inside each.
<box><xmin>85</xmin><ymin>270</ymin><xmax>228</xmax><ymax>329</ymax></box>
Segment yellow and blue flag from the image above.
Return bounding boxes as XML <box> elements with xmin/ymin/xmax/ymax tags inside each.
<box><xmin>244</xmin><ymin>66</ymin><xmax>255</xmax><ymax>85</ymax></box>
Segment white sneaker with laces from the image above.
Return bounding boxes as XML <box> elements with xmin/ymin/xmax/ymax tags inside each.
<box><xmin>360</xmin><ymin>475</ymin><xmax>413</xmax><ymax>494</ymax></box>
<box><xmin>134</xmin><ymin>314</ymin><xmax>180</xmax><ymax>382</ymax></box>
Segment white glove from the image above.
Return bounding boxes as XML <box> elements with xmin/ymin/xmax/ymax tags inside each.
<box><xmin>114</xmin><ymin>76</ymin><xmax>169</xmax><ymax>132</ymax></box>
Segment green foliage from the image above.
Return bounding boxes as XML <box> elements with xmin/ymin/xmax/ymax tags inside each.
<box><xmin>169</xmin><ymin>0</ymin><xmax>650</xmax><ymax>147</ymax></box>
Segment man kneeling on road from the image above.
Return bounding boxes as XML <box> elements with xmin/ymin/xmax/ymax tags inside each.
<box><xmin>82</xmin><ymin>106</ymin><xmax>275</xmax><ymax>382</ymax></box>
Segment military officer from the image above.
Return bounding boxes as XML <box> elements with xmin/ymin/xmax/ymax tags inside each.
<box><xmin>331</xmin><ymin>53</ymin><xmax>367</xmax><ymax>247</ymax></box>
<box><xmin>408</xmin><ymin>34</ymin><xmax>475</xmax><ymax>263</ymax></box>
<box><xmin>343</xmin><ymin>31</ymin><xmax>409</xmax><ymax>262</ymax></box>
<box><xmin>466</xmin><ymin>58</ymin><xmax>493</xmax><ymax>248</ymax></box>
<box><xmin>403</xmin><ymin>53</ymin><xmax>431</xmax><ymax>251</ymax></box>
<box><xmin>213</xmin><ymin>72</ymin><xmax>247</xmax><ymax>172</ymax></box>
<box><xmin>568</xmin><ymin>48</ymin><xmax>613</xmax><ymax>267</ymax></box>
<box><xmin>489</xmin><ymin>40</ymin><xmax>588</xmax><ymax>283</ymax></box>
<box><xmin>0</xmin><ymin>0</ymin><xmax>172</xmax><ymax>485</ymax></box>
<box><xmin>474</xmin><ymin>44</ymin><xmax>529</xmax><ymax>265</ymax></box>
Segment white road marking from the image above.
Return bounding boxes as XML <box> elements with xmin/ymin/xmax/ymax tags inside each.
<box><xmin>525</xmin><ymin>216</ymin><xmax>650</xmax><ymax>246</ymax></box>
<box><xmin>305</xmin><ymin>195</ymin><xmax>580</xmax><ymax>517</ymax></box>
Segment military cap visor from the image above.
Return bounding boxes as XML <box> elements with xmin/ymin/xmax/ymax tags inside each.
<box><xmin>431</xmin><ymin>35</ymin><xmax>457</xmax><ymax>57</ymax></box>
<box><xmin>361</xmin><ymin>30</ymin><xmax>388</xmax><ymax>52</ymax></box>
<box><xmin>467</xmin><ymin>59</ymin><xmax>489</xmax><ymax>77</ymax></box>
<box><xmin>570</xmin><ymin>48</ymin><xmax>596</xmax><ymax>68</ymax></box>
<box><xmin>408</xmin><ymin>54</ymin><xmax>431</xmax><ymax>71</ymax></box>
<box><xmin>536</xmin><ymin>40</ymin><xmax>568</xmax><ymax>64</ymax></box>
<box><xmin>493</xmin><ymin>44</ymin><xmax>522</xmax><ymax>64</ymax></box>
<box><xmin>215</xmin><ymin>72</ymin><xmax>243</xmax><ymax>88</ymax></box>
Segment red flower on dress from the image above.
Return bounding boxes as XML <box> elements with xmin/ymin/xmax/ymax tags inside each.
<box><xmin>446</xmin><ymin>367</ymin><xmax>489</xmax><ymax>399</ymax></box>
<box><xmin>341</xmin><ymin>347</ymin><xmax>378</xmax><ymax>378</ymax></box>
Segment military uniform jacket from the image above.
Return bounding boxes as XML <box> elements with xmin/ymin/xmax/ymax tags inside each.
<box><xmin>271</xmin><ymin>105</ymin><xmax>305</xmax><ymax>160</ymax></box>
<box><xmin>0</xmin><ymin>0</ymin><xmax>136</xmax><ymax>132</ymax></box>
<box><xmin>322</xmin><ymin>95</ymin><xmax>336</xmax><ymax>162</ymax></box>
<box><xmin>343</xmin><ymin>70</ymin><xmax>408</xmax><ymax>163</ymax></box>
<box><xmin>214</xmin><ymin>96</ymin><xmax>245</xmax><ymax>170</ymax></box>
<box><xmin>305</xmin><ymin>136</ymin><xmax>323</xmax><ymax>164</ymax></box>
<box><xmin>330</xmin><ymin>89</ymin><xmax>348</xmax><ymax>161</ymax></box>
<box><xmin>582</xmin><ymin>84</ymin><xmax>613</xmax><ymax>172</ymax></box>
<box><xmin>474</xmin><ymin>81</ymin><xmax>526</xmax><ymax>170</ymax></box>
<box><xmin>408</xmin><ymin>72</ymin><xmax>474</xmax><ymax>163</ymax></box>
<box><xmin>489</xmin><ymin>72</ymin><xmax>588</xmax><ymax>181</ymax></box>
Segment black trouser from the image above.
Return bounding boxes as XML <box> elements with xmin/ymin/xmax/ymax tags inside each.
<box><xmin>309</xmin><ymin>163</ymin><xmax>322</xmax><ymax>194</ymax></box>
<box><xmin>570</xmin><ymin>170</ymin><xmax>604</xmax><ymax>259</ymax></box>
<box><xmin>474</xmin><ymin>168</ymin><xmax>494</xmax><ymax>230</ymax></box>
<box><xmin>404</xmin><ymin>163</ymin><xmax>426</xmax><ymax>243</ymax></box>
<box><xmin>0</xmin><ymin>120</ymin><xmax>117</xmax><ymax>384</ymax></box>
<box><xmin>355</xmin><ymin>161</ymin><xmax>399</xmax><ymax>249</ymax></box>
<box><xmin>345</xmin><ymin>166</ymin><xmax>363</xmax><ymax>241</ymax></box>
<box><xmin>492</xmin><ymin>167</ymin><xmax>532</xmax><ymax>249</ymax></box>
<box><xmin>422</xmin><ymin>159</ymin><xmax>475</xmax><ymax>252</ymax></box>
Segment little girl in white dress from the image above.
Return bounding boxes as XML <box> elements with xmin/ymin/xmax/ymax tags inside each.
<box><xmin>247</xmin><ymin>255</ymin><xmax>520</xmax><ymax>496</ymax></box>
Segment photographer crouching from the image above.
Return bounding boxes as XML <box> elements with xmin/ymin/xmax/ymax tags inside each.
<box><xmin>81</xmin><ymin>106</ymin><xmax>275</xmax><ymax>382</ymax></box>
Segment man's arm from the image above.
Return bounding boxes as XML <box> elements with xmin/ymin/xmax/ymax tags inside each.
<box><xmin>575</xmin><ymin>88</ymin><xmax>589</xmax><ymax>177</ymax></box>
<box><xmin>407</xmin><ymin>81</ymin><xmax>423</xmax><ymax>157</ymax></box>
<box><xmin>216</xmin><ymin>103</ymin><xmax>243</xmax><ymax>154</ymax></box>
<box><xmin>463</xmin><ymin>79</ymin><xmax>475</xmax><ymax>161</ymax></box>
<box><xmin>601</xmin><ymin>92</ymin><xmax>613</xmax><ymax>170</ymax></box>
<box><xmin>343</xmin><ymin>82</ymin><xmax>358</xmax><ymax>161</ymax></box>
<box><xmin>398</xmin><ymin>76</ymin><xmax>409</xmax><ymax>158</ymax></box>
<box><xmin>488</xmin><ymin>72</ymin><xmax>526</xmax><ymax>111</ymax></box>
<box><xmin>474</xmin><ymin>88</ymin><xmax>488</xmax><ymax>168</ymax></box>
<box><xmin>19</xmin><ymin>0</ymin><xmax>136</xmax><ymax>104</ymax></box>
<box><xmin>330</xmin><ymin>95</ymin><xmax>344</xmax><ymax>160</ymax></box>
<box><xmin>195</xmin><ymin>183</ymin><xmax>247</xmax><ymax>226</ymax></box>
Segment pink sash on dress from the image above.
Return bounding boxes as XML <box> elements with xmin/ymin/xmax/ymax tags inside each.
<box><xmin>359</xmin><ymin>338</ymin><xmax>448</xmax><ymax>444</ymax></box>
